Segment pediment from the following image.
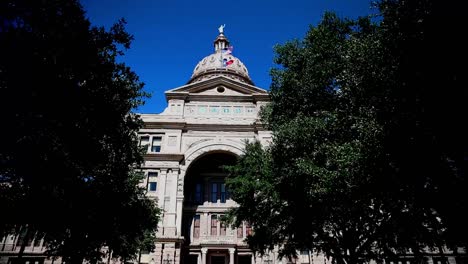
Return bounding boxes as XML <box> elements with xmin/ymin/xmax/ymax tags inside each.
<box><xmin>165</xmin><ymin>76</ymin><xmax>268</xmax><ymax>97</ymax></box>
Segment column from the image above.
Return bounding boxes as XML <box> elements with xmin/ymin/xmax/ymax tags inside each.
<box><xmin>229</xmin><ymin>248</ymin><xmax>236</xmax><ymax>264</ymax></box>
<box><xmin>158</xmin><ymin>169</ymin><xmax>168</xmax><ymax>205</ymax></box>
<box><xmin>175</xmin><ymin>169</ymin><xmax>185</xmax><ymax>236</ymax></box>
<box><xmin>201</xmin><ymin>248</ymin><xmax>208</xmax><ymax>264</ymax></box>
<box><xmin>202</xmin><ymin>212</ymin><xmax>208</xmax><ymax>237</ymax></box>
<box><xmin>165</xmin><ymin>169</ymin><xmax>178</xmax><ymax>236</ymax></box>
<box><xmin>158</xmin><ymin>168</ymin><xmax>168</xmax><ymax>235</ymax></box>
<box><xmin>252</xmin><ymin>253</ymin><xmax>256</xmax><ymax>264</ymax></box>
<box><xmin>175</xmin><ymin>196</ymin><xmax>183</xmax><ymax>235</ymax></box>
<box><xmin>153</xmin><ymin>243</ymin><xmax>163</xmax><ymax>264</ymax></box>
<box><xmin>175</xmin><ymin>246</ymin><xmax>181</xmax><ymax>264</ymax></box>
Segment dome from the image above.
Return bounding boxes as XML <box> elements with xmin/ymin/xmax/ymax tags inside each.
<box><xmin>187</xmin><ymin>31</ymin><xmax>253</xmax><ymax>85</ymax></box>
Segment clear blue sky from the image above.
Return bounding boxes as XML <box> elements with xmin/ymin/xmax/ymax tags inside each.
<box><xmin>81</xmin><ymin>0</ymin><xmax>376</xmax><ymax>114</ymax></box>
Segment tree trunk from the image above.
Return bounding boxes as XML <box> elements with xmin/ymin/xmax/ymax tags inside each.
<box><xmin>108</xmin><ymin>249</ymin><xmax>113</xmax><ymax>264</ymax></box>
<box><xmin>18</xmin><ymin>226</ymin><xmax>33</xmax><ymax>260</ymax></box>
<box><xmin>1</xmin><ymin>235</ymin><xmax>6</xmax><ymax>251</ymax></box>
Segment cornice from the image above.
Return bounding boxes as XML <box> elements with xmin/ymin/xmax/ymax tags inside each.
<box><xmin>143</xmin><ymin>153</ymin><xmax>185</xmax><ymax>162</ymax></box>
<box><xmin>165</xmin><ymin>76</ymin><xmax>268</xmax><ymax>102</ymax></box>
<box><xmin>156</xmin><ymin>236</ymin><xmax>184</xmax><ymax>243</ymax></box>
<box><xmin>187</xmin><ymin>94</ymin><xmax>255</xmax><ymax>102</ymax></box>
<box><xmin>185</xmin><ymin>123</ymin><xmax>256</xmax><ymax>132</ymax></box>
<box><xmin>142</xmin><ymin>121</ymin><xmax>268</xmax><ymax>132</ymax></box>
<box><xmin>143</xmin><ymin>122</ymin><xmax>186</xmax><ymax>129</ymax></box>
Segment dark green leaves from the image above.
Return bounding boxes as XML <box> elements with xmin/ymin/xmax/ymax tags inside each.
<box><xmin>226</xmin><ymin>2</ymin><xmax>466</xmax><ymax>263</ymax></box>
<box><xmin>0</xmin><ymin>0</ymin><xmax>159</xmax><ymax>262</ymax></box>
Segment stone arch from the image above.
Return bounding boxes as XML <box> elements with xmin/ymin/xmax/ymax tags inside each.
<box><xmin>179</xmin><ymin>142</ymin><xmax>243</xmax><ymax>242</ymax></box>
<box><xmin>182</xmin><ymin>140</ymin><xmax>244</xmax><ymax>173</ymax></box>
<box><xmin>176</xmin><ymin>141</ymin><xmax>244</xmax><ymax>198</ymax></box>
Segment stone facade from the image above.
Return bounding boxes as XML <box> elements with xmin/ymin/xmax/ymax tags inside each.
<box><xmin>137</xmin><ymin>31</ymin><xmax>271</xmax><ymax>264</ymax></box>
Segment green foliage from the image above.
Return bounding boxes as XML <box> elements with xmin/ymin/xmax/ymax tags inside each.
<box><xmin>226</xmin><ymin>2</ymin><xmax>466</xmax><ymax>264</ymax></box>
<box><xmin>0</xmin><ymin>0</ymin><xmax>160</xmax><ymax>263</ymax></box>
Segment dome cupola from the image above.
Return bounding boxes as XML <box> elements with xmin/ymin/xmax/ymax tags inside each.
<box><xmin>188</xmin><ymin>25</ymin><xmax>253</xmax><ymax>85</ymax></box>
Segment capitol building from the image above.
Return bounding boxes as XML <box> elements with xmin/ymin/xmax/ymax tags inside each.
<box><xmin>1</xmin><ymin>29</ymin><xmax>465</xmax><ymax>264</ymax></box>
<box><xmin>135</xmin><ymin>29</ymin><xmax>274</xmax><ymax>264</ymax></box>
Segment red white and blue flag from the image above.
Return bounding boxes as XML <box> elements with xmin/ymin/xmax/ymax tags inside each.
<box><xmin>223</xmin><ymin>58</ymin><xmax>234</xmax><ymax>66</ymax></box>
<box><xmin>221</xmin><ymin>46</ymin><xmax>234</xmax><ymax>67</ymax></box>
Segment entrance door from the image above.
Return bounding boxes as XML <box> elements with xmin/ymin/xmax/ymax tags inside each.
<box><xmin>211</xmin><ymin>256</ymin><xmax>226</xmax><ymax>264</ymax></box>
<box><xmin>238</xmin><ymin>255</ymin><xmax>251</xmax><ymax>264</ymax></box>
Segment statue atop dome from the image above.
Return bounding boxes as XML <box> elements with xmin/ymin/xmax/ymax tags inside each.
<box><xmin>218</xmin><ymin>24</ymin><xmax>225</xmax><ymax>34</ymax></box>
<box><xmin>187</xmin><ymin>27</ymin><xmax>253</xmax><ymax>85</ymax></box>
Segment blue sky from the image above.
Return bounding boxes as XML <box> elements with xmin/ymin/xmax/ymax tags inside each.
<box><xmin>81</xmin><ymin>0</ymin><xmax>376</xmax><ymax>114</ymax></box>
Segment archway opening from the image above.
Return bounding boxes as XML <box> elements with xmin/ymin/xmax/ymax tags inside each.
<box><xmin>183</xmin><ymin>151</ymin><xmax>237</xmax><ymax>206</ymax></box>
<box><xmin>181</xmin><ymin>151</ymin><xmax>238</xmax><ymax>249</ymax></box>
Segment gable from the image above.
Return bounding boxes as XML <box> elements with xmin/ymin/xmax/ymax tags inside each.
<box><xmin>165</xmin><ymin>76</ymin><xmax>268</xmax><ymax>96</ymax></box>
<box><xmin>196</xmin><ymin>86</ymin><xmax>246</xmax><ymax>95</ymax></box>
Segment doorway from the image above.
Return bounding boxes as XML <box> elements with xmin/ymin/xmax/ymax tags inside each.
<box><xmin>211</xmin><ymin>256</ymin><xmax>226</xmax><ymax>264</ymax></box>
<box><xmin>238</xmin><ymin>255</ymin><xmax>251</xmax><ymax>264</ymax></box>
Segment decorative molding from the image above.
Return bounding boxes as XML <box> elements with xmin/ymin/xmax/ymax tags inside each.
<box><xmin>184</xmin><ymin>142</ymin><xmax>244</xmax><ymax>171</ymax></box>
<box><xmin>144</xmin><ymin>122</ymin><xmax>186</xmax><ymax>129</ymax></box>
<box><xmin>165</xmin><ymin>76</ymin><xmax>268</xmax><ymax>101</ymax></box>
<box><xmin>143</xmin><ymin>122</ymin><xmax>264</xmax><ymax>132</ymax></box>
<box><xmin>144</xmin><ymin>153</ymin><xmax>184</xmax><ymax>162</ymax></box>
<box><xmin>185</xmin><ymin>124</ymin><xmax>257</xmax><ymax>132</ymax></box>
<box><xmin>186</xmin><ymin>138</ymin><xmax>213</xmax><ymax>150</ymax></box>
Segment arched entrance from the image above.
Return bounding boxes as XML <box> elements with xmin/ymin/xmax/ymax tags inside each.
<box><xmin>180</xmin><ymin>151</ymin><xmax>252</xmax><ymax>264</ymax></box>
<box><xmin>182</xmin><ymin>151</ymin><xmax>237</xmax><ymax>244</ymax></box>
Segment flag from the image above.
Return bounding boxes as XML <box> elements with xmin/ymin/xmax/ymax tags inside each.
<box><xmin>221</xmin><ymin>46</ymin><xmax>234</xmax><ymax>67</ymax></box>
<box><xmin>222</xmin><ymin>45</ymin><xmax>233</xmax><ymax>55</ymax></box>
<box><xmin>223</xmin><ymin>58</ymin><xmax>234</xmax><ymax>67</ymax></box>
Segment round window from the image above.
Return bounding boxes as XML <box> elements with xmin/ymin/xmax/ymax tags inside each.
<box><xmin>217</xmin><ymin>87</ymin><xmax>225</xmax><ymax>93</ymax></box>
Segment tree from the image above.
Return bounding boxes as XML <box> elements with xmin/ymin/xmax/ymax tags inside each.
<box><xmin>0</xmin><ymin>1</ymin><xmax>160</xmax><ymax>263</ymax></box>
<box><xmin>226</xmin><ymin>1</ymin><xmax>467</xmax><ymax>264</ymax></box>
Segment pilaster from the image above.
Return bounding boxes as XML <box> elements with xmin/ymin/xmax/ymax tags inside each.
<box><xmin>201</xmin><ymin>248</ymin><xmax>208</xmax><ymax>264</ymax></box>
<box><xmin>229</xmin><ymin>248</ymin><xmax>236</xmax><ymax>264</ymax></box>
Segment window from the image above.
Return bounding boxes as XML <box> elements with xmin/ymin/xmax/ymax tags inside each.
<box><xmin>211</xmin><ymin>183</ymin><xmax>218</xmax><ymax>203</ymax></box>
<box><xmin>198</xmin><ymin>106</ymin><xmax>207</xmax><ymax>114</ymax></box>
<box><xmin>210</xmin><ymin>106</ymin><xmax>219</xmax><ymax>114</ymax></box>
<box><xmin>140</xmin><ymin>136</ymin><xmax>150</xmax><ymax>151</ymax></box>
<box><xmin>148</xmin><ymin>172</ymin><xmax>158</xmax><ymax>178</ymax></box>
<box><xmin>210</xmin><ymin>182</ymin><xmax>227</xmax><ymax>203</ymax></box>
<box><xmin>246</xmin><ymin>223</ymin><xmax>252</xmax><ymax>236</ymax></box>
<box><xmin>222</xmin><ymin>107</ymin><xmax>231</xmax><ymax>114</ymax></box>
<box><xmin>234</xmin><ymin>107</ymin><xmax>242</xmax><ymax>114</ymax></box>
<box><xmin>220</xmin><ymin>183</ymin><xmax>226</xmax><ymax>203</ymax></box>
<box><xmin>147</xmin><ymin>172</ymin><xmax>157</xmax><ymax>192</ymax></box>
<box><xmin>148</xmin><ymin>182</ymin><xmax>157</xmax><ymax>192</ymax></box>
<box><xmin>140</xmin><ymin>135</ymin><xmax>164</xmax><ymax>153</ymax></box>
<box><xmin>237</xmin><ymin>224</ymin><xmax>243</xmax><ymax>238</ymax></box>
<box><xmin>194</xmin><ymin>183</ymin><xmax>203</xmax><ymax>204</ymax></box>
<box><xmin>193</xmin><ymin>215</ymin><xmax>200</xmax><ymax>238</ymax></box>
<box><xmin>211</xmin><ymin>215</ymin><xmax>218</xmax><ymax>236</ymax></box>
<box><xmin>220</xmin><ymin>218</ymin><xmax>226</xmax><ymax>236</ymax></box>
<box><xmin>246</xmin><ymin>107</ymin><xmax>255</xmax><ymax>114</ymax></box>
<box><xmin>151</xmin><ymin>136</ymin><xmax>162</xmax><ymax>152</ymax></box>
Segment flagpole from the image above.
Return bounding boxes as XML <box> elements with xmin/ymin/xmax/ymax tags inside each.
<box><xmin>219</xmin><ymin>27</ymin><xmax>223</xmax><ymax>68</ymax></box>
